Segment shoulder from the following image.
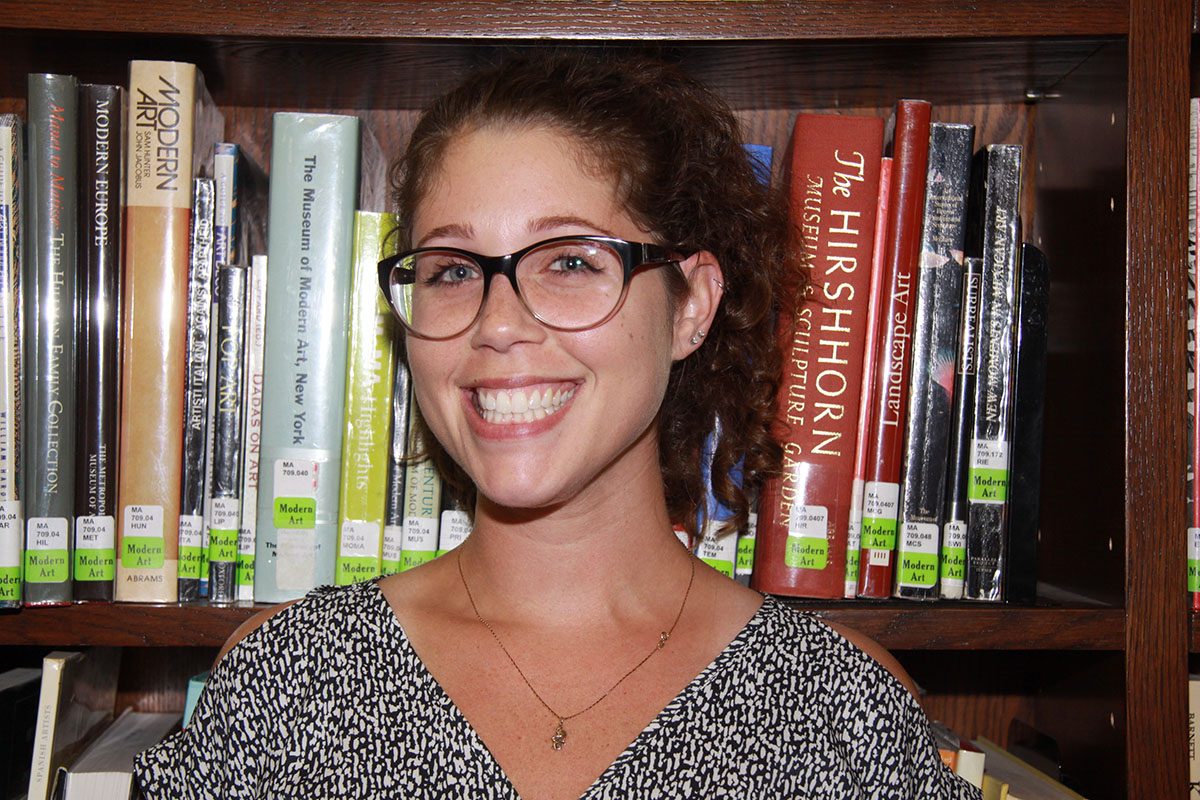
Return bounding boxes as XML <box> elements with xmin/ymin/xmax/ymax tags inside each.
<box><xmin>750</xmin><ymin>599</ymin><xmax>920</xmax><ymax>706</ymax></box>
<box><xmin>215</xmin><ymin>579</ymin><xmax>385</xmax><ymax>666</ymax></box>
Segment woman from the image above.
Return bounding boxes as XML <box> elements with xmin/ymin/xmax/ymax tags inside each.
<box><xmin>136</xmin><ymin>52</ymin><xmax>979</xmax><ymax>799</ymax></box>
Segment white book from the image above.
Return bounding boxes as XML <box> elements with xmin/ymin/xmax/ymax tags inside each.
<box><xmin>56</xmin><ymin>708</ymin><xmax>181</xmax><ymax>800</ymax></box>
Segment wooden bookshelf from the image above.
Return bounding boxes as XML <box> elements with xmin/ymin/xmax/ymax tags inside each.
<box><xmin>0</xmin><ymin>1</ymin><xmax>1190</xmax><ymax>796</ymax></box>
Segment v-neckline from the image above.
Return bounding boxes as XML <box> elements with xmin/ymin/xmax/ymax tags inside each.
<box><xmin>367</xmin><ymin>579</ymin><xmax>773</xmax><ymax>798</ymax></box>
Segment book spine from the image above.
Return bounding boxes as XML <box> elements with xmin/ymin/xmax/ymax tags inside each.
<box><xmin>940</xmin><ymin>257</ymin><xmax>983</xmax><ymax>599</ymax></box>
<box><xmin>857</xmin><ymin>99</ymin><xmax>931</xmax><ymax>598</ymax></box>
<box><xmin>1004</xmin><ymin>244</ymin><xmax>1048</xmax><ymax>605</ymax></box>
<box><xmin>401</xmin><ymin>406</ymin><xmax>441</xmax><ymax>570</ymax></box>
<box><xmin>845</xmin><ymin>156</ymin><xmax>892</xmax><ymax>597</ymax></box>
<box><xmin>24</xmin><ymin>73</ymin><xmax>78</xmax><ymax>606</ymax></box>
<box><xmin>1191</xmin><ymin>98</ymin><xmax>1200</xmax><ymax>610</ymax></box>
<box><xmin>381</xmin><ymin>359</ymin><xmax>411</xmax><ymax>575</ymax></box>
<box><xmin>254</xmin><ymin>112</ymin><xmax>361</xmax><ymax>603</ymax></box>
<box><xmin>0</xmin><ymin>115</ymin><xmax>23</xmax><ymax>608</ymax></box>
<box><xmin>963</xmin><ymin>144</ymin><xmax>1024</xmax><ymax>602</ymax></box>
<box><xmin>335</xmin><ymin>211</ymin><xmax>398</xmax><ymax>586</ymax></box>
<box><xmin>752</xmin><ymin>113</ymin><xmax>884</xmax><ymax>599</ymax></box>
<box><xmin>894</xmin><ymin>122</ymin><xmax>973</xmax><ymax>600</ymax></box>
<box><xmin>207</xmin><ymin>264</ymin><xmax>248</xmax><ymax>603</ymax></box>
<box><xmin>74</xmin><ymin>84</ymin><xmax>125</xmax><ymax>603</ymax></box>
<box><xmin>177</xmin><ymin>178</ymin><xmax>215</xmax><ymax>601</ymax></box>
<box><xmin>213</xmin><ymin>142</ymin><xmax>240</xmax><ymax>266</ymax></box>
<box><xmin>26</xmin><ymin>657</ymin><xmax>65</xmax><ymax>800</ymax></box>
<box><xmin>734</xmin><ymin>506</ymin><xmax>758</xmax><ymax>586</ymax></box>
<box><xmin>1191</xmin><ymin>675</ymin><xmax>1200</xmax><ymax>797</ymax></box>
<box><xmin>236</xmin><ymin>254</ymin><xmax>267</xmax><ymax>601</ymax></box>
<box><xmin>437</xmin><ymin>492</ymin><xmax>472</xmax><ymax>556</ymax></box>
<box><xmin>117</xmin><ymin>61</ymin><xmax>221</xmax><ymax>602</ymax></box>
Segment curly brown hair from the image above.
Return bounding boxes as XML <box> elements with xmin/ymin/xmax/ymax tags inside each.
<box><xmin>391</xmin><ymin>50</ymin><xmax>797</xmax><ymax>539</ymax></box>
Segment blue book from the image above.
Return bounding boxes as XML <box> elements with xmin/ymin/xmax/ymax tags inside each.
<box><xmin>253</xmin><ymin>112</ymin><xmax>382</xmax><ymax>602</ymax></box>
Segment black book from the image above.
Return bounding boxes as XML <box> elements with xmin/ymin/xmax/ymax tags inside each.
<box><xmin>1004</xmin><ymin>244</ymin><xmax>1049</xmax><ymax>605</ymax></box>
<box><xmin>73</xmin><ymin>83</ymin><xmax>125</xmax><ymax>603</ymax></box>
<box><xmin>206</xmin><ymin>263</ymin><xmax>248</xmax><ymax>604</ymax></box>
<box><xmin>23</xmin><ymin>74</ymin><xmax>79</xmax><ymax>607</ymax></box>
<box><xmin>895</xmin><ymin>121</ymin><xmax>974</xmax><ymax>600</ymax></box>
<box><xmin>381</xmin><ymin>358</ymin><xmax>411</xmax><ymax>576</ymax></box>
<box><xmin>962</xmin><ymin>144</ymin><xmax>1023</xmax><ymax>602</ymax></box>
<box><xmin>178</xmin><ymin>178</ymin><xmax>215</xmax><ymax>602</ymax></box>
<box><xmin>939</xmin><ymin>256</ymin><xmax>983</xmax><ymax>600</ymax></box>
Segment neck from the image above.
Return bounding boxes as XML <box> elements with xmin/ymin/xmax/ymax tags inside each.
<box><xmin>457</xmin><ymin>459</ymin><xmax>693</xmax><ymax>628</ymax></box>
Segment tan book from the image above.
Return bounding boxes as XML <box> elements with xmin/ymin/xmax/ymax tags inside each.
<box><xmin>115</xmin><ymin>61</ymin><xmax>223</xmax><ymax>601</ymax></box>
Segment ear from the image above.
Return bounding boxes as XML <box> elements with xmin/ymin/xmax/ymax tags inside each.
<box><xmin>671</xmin><ymin>250</ymin><xmax>725</xmax><ymax>361</ymax></box>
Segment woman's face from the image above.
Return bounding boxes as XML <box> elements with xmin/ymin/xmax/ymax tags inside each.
<box><xmin>406</xmin><ymin>125</ymin><xmax>697</xmax><ymax>513</ymax></box>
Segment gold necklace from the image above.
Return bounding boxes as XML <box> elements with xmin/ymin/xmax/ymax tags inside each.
<box><xmin>456</xmin><ymin>547</ymin><xmax>696</xmax><ymax>752</ymax></box>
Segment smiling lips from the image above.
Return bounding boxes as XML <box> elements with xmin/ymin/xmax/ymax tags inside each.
<box><xmin>473</xmin><ymin>384</ymin><xmax>577</xmax><ymax>425</ymax></box>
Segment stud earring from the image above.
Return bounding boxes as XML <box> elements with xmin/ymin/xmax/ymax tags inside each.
<box><xmin>690</xmin><ymin>329</ymin><xmax>706</xmax><ymax>346</ymax></box>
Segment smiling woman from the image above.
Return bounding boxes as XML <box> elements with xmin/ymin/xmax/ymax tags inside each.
<box><xmin>134</xmin><ymin>52</ymin><xmax>981</xmax><ymax>800</ymax></box>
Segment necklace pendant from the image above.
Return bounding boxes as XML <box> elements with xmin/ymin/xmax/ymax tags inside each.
<box><xmin>658</xmin><ymin>631</ymin><xmax>670</xmax><ymax>649</ymax></box>
<box><xmin>551</xmin><ymin>719</ymin><xmax>567</xmax><ymax>751</ymax></box>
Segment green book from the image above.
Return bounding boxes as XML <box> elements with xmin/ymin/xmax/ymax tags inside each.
<box><xmin>254</xmin><ymin>112</ymin><xmax>380</xmax><ymax>602</ymax></box>
<box><xmin>335</xmin><ymin>211</ymin><xmax>399</xmax><ymax>585</ymax></box>
<box><xmin>400</xmin><ymin>404</ymin><xmax>441</xmax><ymax>571</ymax></box>
<box><xmin>23</xmin><ymin>74</ymin><xmax>78</xmax><ymax>606</ymax></box>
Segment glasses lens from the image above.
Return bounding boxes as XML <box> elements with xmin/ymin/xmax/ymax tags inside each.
<box><xmin>389</xmin><ymin>251</ymin><xmax>486</xmax><ymax>338</ymax></box>
<box><xmin>517</xmin><ymin>239</ymin><xmax>625</xmax><ymax>330</ymax></box>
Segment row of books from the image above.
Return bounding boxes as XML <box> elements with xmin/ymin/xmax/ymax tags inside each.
<box><xmin>750</xmin><ymin>101</ymin><xmax>1048</xmax><ymax>602</ymax></box>
<box><xmin>0</xmin><ymin>59</ymin><xmax>488</xmax><ymax>608</ymax></box>
<box><xmin>931</xmin><ymin>721</ymin><xmax>1089</xmax><ymax>799</ymax></box>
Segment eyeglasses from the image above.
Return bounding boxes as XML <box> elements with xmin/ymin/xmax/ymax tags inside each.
<box><xmin>377</xmin><ymin>235</ymin><xmax>681</xmax><ymax>340</ymax></box>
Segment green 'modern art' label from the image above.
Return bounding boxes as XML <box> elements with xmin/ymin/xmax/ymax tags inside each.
<box><xmin>26</xmin><ymin>517</ymin><xmax>69</xmax><ymax>582</ymax></box>
<box><xmin>861</xmin><ymin>481</ymin><xmax>900</xmax><ymax>559</ymax></box>
<box><xmin>74</xmin><ymin>515</ymin><xmax>115</xmax><ymax>581</ymax></box>
<box><xmin>784</xmin><ymin>505</ymin><xmax>828</xmax><ymax>570</ymax></box>
<box><xmin>1189</xmin><ymin>528</ymin><xmax>1200</xmax><ymax>593</ymax></box>
<box><xmin>897</xmin><ymin>521</ymin><xmax>939</xmax><ymax>588</ymax></box>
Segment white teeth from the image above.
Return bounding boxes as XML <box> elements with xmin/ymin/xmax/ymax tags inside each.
<box><xmin>474</xmin><ymin>386</ymin><xmax>575</xmax><ymax>425</ymax></box>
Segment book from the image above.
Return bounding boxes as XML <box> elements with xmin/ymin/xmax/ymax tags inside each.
<box><xmin>0</xmin><ymin>114</ymin><xmax>22</xmax><ymax>609</ymax></box>
<box><xmin>27</xmin><ymin>648</ymin><xmax>120</xmax><ymax>800</ymax></box>
<box><xmin>204</xmin><ymin>142</ymin><xmax>266</xmax><ymax>600</ymax></box>
<box><xmin>237</xmin><ymin>254</ymin><xmax>268</xmax><ymax>601</ymax></box>
<box><xmin>437</xmin><ymin>492</ymin><xmax>472</xmax><ymax>556</ymax></box>
<box><xmin>177</xmin><ymin>177</ymin><xmax>216</xmax><ymax>602</ymax></box>
<box><xmin>116</xmin><ymin>60</ymin><xmax>223</xmax><ymax>602</ymax></box>
<box><xmin>74</xmin><ymin>84</ymin><xmax>125</xmax><ymax>604</ymax></box>
<box><xmin>753</xmin><ymin>112</ymin><xmax>884</xmax><ymax>598</ymax></box>
<box><xmin>1190</xmin><ymin>97</ymin><xmax>1200</xmax><ymax>611</ymax></box>
<box><xmin>734</xmin><ymin>505</ymin><xmax>758</xmax><ymax>587</ymax></box>
<box><xmin>696</xmin><ymin>416</ymin><xmax>741</xmax><ymax>579</ymax></box>
<box><xmin>254</xmin><ymin>112</ymin><xmax>380</xmax><ymax>602</ymax></box>
<box><xmin>207</xmin><ymin>263</ymin><xmax>249</xmax><ymax>604</ymax></box>
<box><xmin>335</xmin><ymin>211</ymin><xmax>399</xmax><ymax>586</ymax></box>
<box><xmin>401</xmin><ymin>403</ymin><xmax>442</xmax><ymax>571</ymax></box>
<box><xmin>974</xmin><ymin>737</ymin><xmax>1087</xmax><ymax>799</ymax></box>
<box><xmin>54</xmin><ymin>708</ymin><xmax>181</xmax><ymax>800</ymax></box>
<box><xmin>845</xmin><ymin>156</ymin><xmax>892</xmax><ymax>598</ymax></box>
<box><xmin>0</xmin><ymin>667</ymin><xmax>41</xmax><ymax>799</ymax></box>
<box><xmin>1191</xmin><ymin>674</ymin><xmax>1200</xmax><ymax>798</ymax></box>
<box><xmin>182</xmin><ymin>671</ymin><xmax>209</xmax><ymax>728</ymax></box>
<box><xmin>1005</xmin><ymin>244</ymin><xmax>1049</xmax><ymax>605</ymax></box>
<box><xmin>24</xmin><ymin>73</ymin><xmax>79</xmax><ymax>607</ymax></box>
<box><xmin>381</xmin><ymin>359</ymin><xmax>411</xmax><ymax>576</ymax></box>
<box><xmin>894</xmin><ymin>121</ymin><xmax>973</xmax><ymax>600</ymax></box>
<box><xmin>963</xmin><ymin>144</ymin><xmax>1024</xmax><ymax>602</ymax></box>
<box><xmin>941</xmin><ymin>256</ymin><xmax>984</xmax><ymax>599</ymax></box>
<box><xmin>856</xmin><ymin>99</ymin><xmax>932</xmax><ymax>598</ymax></box>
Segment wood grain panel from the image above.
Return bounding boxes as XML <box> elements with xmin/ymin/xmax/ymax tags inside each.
<box><xmin>0</xmin><ymin>0</ymin><xmax>1129</xmax><ymax>41</ymax></box>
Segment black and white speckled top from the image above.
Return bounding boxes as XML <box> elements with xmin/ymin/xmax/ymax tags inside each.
<box><xmin>135</xmin><ymin>579</ymin><xmax>981</xmax><ymax>799</ymax></box>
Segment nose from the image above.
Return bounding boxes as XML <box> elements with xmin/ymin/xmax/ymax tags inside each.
<box><xmin>469</xmin><ymin>272</ymin><xmax>546</xmax><ymax>351</ymax></box>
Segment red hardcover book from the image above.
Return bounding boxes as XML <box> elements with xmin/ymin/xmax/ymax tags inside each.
<box><xmin>856</xmin><ymin>99</ymin><xmax>932</xmax><ymax>599</ymax></box>
<box><xmin>752</xmin><ymin>113</ymin><xmax>884</xmax><ymax>598</ymax></box>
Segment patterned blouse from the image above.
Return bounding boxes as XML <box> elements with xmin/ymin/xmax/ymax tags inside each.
<box><xmin>135</xmin><ymin>579</ymin><xmax>981</xmax><ymax>799</ymax></box>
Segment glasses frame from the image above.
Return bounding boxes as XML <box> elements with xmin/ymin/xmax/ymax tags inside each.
<box><xmin>377</xmin><ymin>234</ymin><xmax>681</xmax><ymax>340</ymax></box>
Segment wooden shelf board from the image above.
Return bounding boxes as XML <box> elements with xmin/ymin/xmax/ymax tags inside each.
<box><xmin>783</xmin><ymin>601</ymin><xmax>1124</xmax><ymax>650</ymax></box>
<box><xmin>0</xmin><ymin>598</ymin><xmax>1124</xmax><ymax>650</ymax></box>
<box><xmin>0</xmin><ymin>1</ymin><xmax>1128</xmax><ymax>41</ymax></box>
<box><xmin>0</xmin><ymin>602</ymin><xmax>266</xmax><ymax>648</ymax></box>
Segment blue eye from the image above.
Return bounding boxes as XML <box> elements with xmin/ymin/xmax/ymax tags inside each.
<box><xmin>425</xmin><ymin>260</ymin><xmax>481</xmax><ymax>286</ymax></box>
